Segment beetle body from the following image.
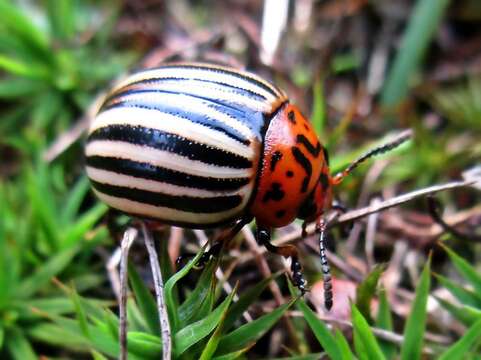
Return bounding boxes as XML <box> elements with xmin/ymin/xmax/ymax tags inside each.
<box><xmin>85</xmin><ymin>63</ymin><xmax>332</xmax><ymax>229</ymax></box>
<box><xmin>86</xmin><ymin>62</ymin><xmax>411</xmax><ymax>310</ymax></box>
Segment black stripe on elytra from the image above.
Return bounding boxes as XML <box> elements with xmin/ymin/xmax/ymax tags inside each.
<box><xmin>103</xmin><ymin>91</ymin><xmax>251</xmax><ymax>146</ymax></box>
<box><xmin>296</xmin><ymin>134</ymin><xmax>321</xmax><ymax>157</ymax></box>
<box><xmin>89</xmin><ymin>125</ymin><xmax>252</xmax><ymax>169</ymax></box>
<box><xmin>291</xmin><ymin>147</ymin><xmax>312</xmax><ymax>193</ymax></box>
<box><xmin>91</xmin><ymin>180</ymin><xmax>242</xmax><ymax>214</ymax></box>
<box><xmin>157</xmin><ymin>64</ymin><xmax>280</xmax><ymax>98</ymax></box>
<box><xmin>86</xmin><ymin>156</ymin><xmax>250</xmax><ymax>192</ymax></box>
<box><xmin>270</xmin><ymin>151</ymin><xmax>283</xmax><ymax>171</ymax></box>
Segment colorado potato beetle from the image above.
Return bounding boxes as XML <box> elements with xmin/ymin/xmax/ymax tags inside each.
<box><xmin>85</xmin><ymin>62</ymin><xmax>410</xmax><ymax>310</ymax></box>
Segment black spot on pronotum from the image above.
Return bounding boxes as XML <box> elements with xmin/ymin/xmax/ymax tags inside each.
<box><xmin>275</xmin><ymin>209</ymin><xmax>286</xmax><ymax>218</ymax></box>
<box><xmin>291</xmin><ymin>147</ymin><xmax>312</xmax><ymax>193</ymax></box>
<box><xmin>286</xmin><ymin>170</ymin><xmax>294</xmax><ymax>178</ymax></box>
<box><xmin>270</xmin><ymin>151</ymin><xmax>283</xmax><ymax>171</ymax></box>
<box><xmin>319</xmin><ymin>172</ymin><xmax>330</xmax><ymax>191</ymax></box>
<box><xmin>287</xmin><ymin>110</ymin><xmax>296</xmax><ymax>124</ymax></box>
<box><xmin>262</xmin><ymin>182</ymin><xmax>285</xmax><ymax>203</ymax></box>
<box><xmin>296</xmin><ymin>134</ymin><xmax>321</xmax><ymax>157</ymax></box>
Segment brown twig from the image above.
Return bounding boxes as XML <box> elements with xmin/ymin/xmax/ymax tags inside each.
<box><xmin>119</xmin><ymin>227</ymin><xmax>138</xmax><ymax>360</ymax></box>
<box><xmin>141</xmin><ymin>223</ymin><xmax>171</xmax><ymax>360</ymax></box>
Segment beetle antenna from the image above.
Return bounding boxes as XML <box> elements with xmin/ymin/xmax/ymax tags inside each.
<box><xmin>332</xmin><ymin>129</ymin><xmax>412</xmax><ymax>185</ymax></box>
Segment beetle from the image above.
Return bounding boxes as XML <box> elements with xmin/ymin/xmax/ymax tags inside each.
<box><xmin>85</xmin><ymin>62</ymin><xmax>410</xmax><ymax>310</ymax></box>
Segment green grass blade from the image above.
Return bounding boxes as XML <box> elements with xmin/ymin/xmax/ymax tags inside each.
<box><xmin>91</xmin><ymin>349</ymin><xmax>109</xmax><ymax>360</ymax></box>
<box><xmin>18</xmin><ymin>296</ymin><xmax>110</xmax><ymax>319</ymax></box>
<box><xmin>128</xmin><ymin>263</ymin><xmax>160</xmax><ymax>336</ymax></box>
<box><xmin>442</xmin><ymin>245</ymin><xmax>481</xmax><ymax>295</ymax></box>
<box><xmin>0</xmin><ymin>54</ymin><xmax>50</xmax><ymax>79</ymax></box>
<box><xmin>61</xmin><ymin>176</ymin><xmax>91</xmax><ymax>224</ymax></box>
<box><xmin>400</xmin><ymin>256</ymin><xmax>431</xmax><ymax>360</ymax></box>
<box><xmin>164</xmin><ymin>248</ymin><xmax>205</xmax><ymax>332</ymax></box>
<box><xmin>223</xmin><ymin>272</ymin><xmax>280</xmax><ymax>332</ymax></box>
<box><xmin>27</xmin><ymin>322</ymin><xmax>87</xmax><ymax>350</ymax></box>
<box><xmin>0</xmin><ymin>78</ymin><xmax>44</xmax><ymax>98</ymax></box>
<box><xmin>6</xmin><ymin>327</ymin><xmax>37</xmax><ymax>360</ymax></box>
<box><xmin>16</xmin><ymin>245</ymin><xmax>78</xmax><ymax>298</ymax></box>
<box><xmin>62</xmin><ymin>203</ymin><xmax>108</xmax><ymax>248</ymax></box>
<box><xmin>211</xmin><ymin>347</ymin><xmax>251</xmax><ymax>360</ymax></box>
<box><xmin>375</xmin><ymin>290</ymin><xmax>396</xmax><ymax>359</ymax></box>
<box><xmin>435</xmin><ymin>273</ymin><xmax>481</xmax><ymax>308</ymax></box>
<box><xmin>376</xmin><ymin>290</ymin><xmax>393</xmax><ymax>331</ymax></box>
<box><xmin>46</xmin><ymin>0</ymin><xmax>75</xmax><ymax>41</ymax></box>
<box><xmin>297</xmin><ymin>298</ymin><xmax>342</xmax><ymax>360</ymax></box>
<box><xmin>311</xmin><ymin>78</ymin><xmax>326</xmax><ymax>138</ymax></box>
<box><xmin>179</xmin><ymin>260</ymin><xmax>217</xmax><ymax>327</ymax></box>
<box><xmin>0</xmin><ymin>0</ymin><xmax>50</xmax><ymax>54</ymax></box>
<box><xmin>351</xmin><ymin>304</ymin><xmax>385</xmax><ymax>360</ymax></box>
<box><xmin>127</xmin><ymin>332</ymin><xmax>162</xmax><ymax>358</ymax></box>
<box><xmin>435</xmin><ymin>296</ymin><xmax>481</xmax><ymax>327</ymax></box>
<box><xmin>0</xmin><ymin>187</ymin><xmax>16</xmax><ymax>306</ymax></box>
<box><xmin>26</xmin><ymin>166</ymin><xmax>60</xmax><ymax>250</ymax></box>
<box><xmin>174</xmin><ymin>288</ymin><xmax>236</xmax><ymax>356</ymax></box>
<box><xmin>199</xmin><ymin>295</ymin><xmax>231</xmax><ymax>360</ymax></box>
<box><xmin>334</xmin><ymin>329</ymin><xmax>354</xmax><ymax>360</ymax></box>
<box><xmin>438</xmin><ymin>318</ymin><xmax>481</xmax><ymax>360</ymax></box>
<box><xmin>356</xmin><ymin>264</ymin><xmax>385</xmax><ymax>322</ymax></box>
<box><xmin>269</xmin><ymin>354</ymin><xmax>325</xmax><ymax>360</ymax></box>
<box><xmin>216</xmin><ymin>298</ymin><xmax>296</xmax><ymax>355</ymax></box>
<box><xmin>381</xmin><ymin>0</ymin><xmax>450</xmax><ymax>107</ymax></box>
<box><xmin>70</xmin><ymin>286</ymin><xmax>90</xmax><ymax>339</ymax></box>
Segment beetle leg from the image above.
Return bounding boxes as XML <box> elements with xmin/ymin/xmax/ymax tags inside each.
<box><xmin>255</xmin><ymin>226</ymin><xmax>308</xmax><ymax>294</ymax></box>
<box><xmin>192</xmin><ymin>216</ymin><xmax>252</xmax><ymax>269</ymax></box>
<box><xmin>316</xmin><ymin>217</ymin><xmax>333</xmax><ymax>310</ymax></box>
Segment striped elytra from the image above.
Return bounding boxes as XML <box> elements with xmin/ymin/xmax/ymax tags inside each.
<box><xmin>85</xmin><ymin>62</ymin><xmax>332</xmax><ymax>229</ymax></box>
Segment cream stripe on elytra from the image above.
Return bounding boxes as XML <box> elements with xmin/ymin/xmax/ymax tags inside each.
<box><xmin>93</xmin><ymin>189</ymin><xmax>245</xmax><ymax>224</ymax></box>
<box><xmin>86</xmin><ymin>166</ymin><xmax>251</xmax><ymax>198</ymax></box>
<box><xmin>86</xmin><ymin>141</ymin><xmax>252</xmax><ymax>179</ymax></box>
<box><xmin>114</xmin><ymin>66</ymin><xmax>281</xmax><ymax>103</ymax></box>
<box><xmin>176</xmin><ymin>62</ymin><xmax>287</xmax><ymax>98</ymax></box>
<box><xmin>164</xmin><ymin>62</ymin><xmax>285</xmax><ymax>98</ymax></box>
<box><xmin>116</xmin><ymin>80</ymin><xmax>273</xmax><ymax>113</ymax></box>
<box><xmin>97</xmin><ymin>91</ymin><xmax>253</xmax><ymax>140</ymax></box>
<box><xmin>125</xmin><ymin>91</ymin><xmax>253</xmax><ymax>139</ymax></box>
<box><xmin>88</xmin><ymin>107</ymin><xmax>255</xmax><ymax>159</ymax></box>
